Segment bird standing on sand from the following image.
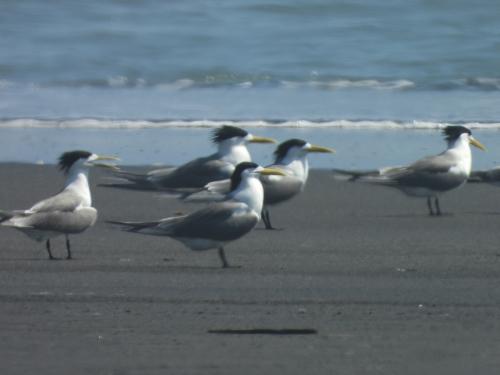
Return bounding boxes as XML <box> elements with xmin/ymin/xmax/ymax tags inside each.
<box><xmin>0</xmin><ymin>151</ymin><xmax>118</xmax><ymax>259</ymax></box>
<box><xmin>107</xmin><ymin>162</ymin><xmax>285</xmax><ymax>268</ymax></box>
<box><xmin>182</xmin><ymin>139</ymin><xmax>334</xmax><ymax>229</ymax></box>
<box><xmin>259</xmin><ymin>139</ymin><xmax>334</xmax><ymax>229</ymax></box>
<box><xmin>102</xmin><ymin>125</ymin><xmax>275</xmax><ymax>192</ymax></box>
<box><xmin>333</xmin><ymin>126</ymin><xmax>485</xmax><ymax>215</ymax></box>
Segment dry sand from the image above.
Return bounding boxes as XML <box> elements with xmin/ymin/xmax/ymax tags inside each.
<box><xmin>1</xmin><ymin>164</ymin><xmax>500</xmax><ymax>374</ymax></box>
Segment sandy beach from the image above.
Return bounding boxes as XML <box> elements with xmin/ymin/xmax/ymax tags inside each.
<box><xmin>1</xmin><ymin>163</ymin><xmax>500</xmax><ymax>374</ymax></box>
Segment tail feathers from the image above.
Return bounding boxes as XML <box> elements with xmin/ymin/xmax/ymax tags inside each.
<box><xmin>332</xmin><ymin>168</ymin><xmax>382</xmax><ymax>181</ymax></box>
<box><xmin>0</xmin><ymin>210</ymin><xmax>14</xmax><ymax>224</ymax></box>
<box><xmin>98</xmin><ymin>181</ymin><xmax>157</xmax><ymax>191</ymax></box>
<box><xmin>468</xmin><ymin>168</ymin><xmax>500</xmax><ymax>183</ymax></box>
<box><xmin>106</xmin><ymin>219</ymin><xmax>160</xmax><ymax>232</ymax></box>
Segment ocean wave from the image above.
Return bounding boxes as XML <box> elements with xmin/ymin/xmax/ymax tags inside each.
<box><xmin>2</xmin><ymin>76</ymin><xmax>500</xmax><ymax>92</ymax></box>
<box><xmin>2</xmin><ymin>119</ymin><xmax>500</xmax><ymax>130</ymax></box>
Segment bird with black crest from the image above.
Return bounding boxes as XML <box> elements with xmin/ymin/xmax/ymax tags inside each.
<box><xmin>333</xmin><ymin>126</ymin><xmax>485</xmax><ymax>215</ymax></box>
<box><xmin>107</xmin><ymin>162</ymin><xmax>285</xmax><ymax>268</ymax></box>
<box><xmin>100</xmin><ymin>125</ymin><xmax>276</xmax><ymax>193</ymax></box>
<box><xmin>0</xmin><ymin>151</ymin><xmax>118</xmax><ymax>259</ymax></box>
<box><xmin>181</xmin><ymin>138</ymin><xmax>335</xmax><ymax>229</ymax></box>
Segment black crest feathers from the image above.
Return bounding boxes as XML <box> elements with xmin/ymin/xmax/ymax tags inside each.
<box><xmin>230</xmin><ymin>162</ymin><xmax>259</xmax><ymax>191</ymax></box>
<box><xmin>212</xmin><ymin>126</ymin><xmax>248</xmax><ymax>143</ymax></box>
<box><xmin>442</xmin><ymin>126</ymin><xmax>471</xmax><ymax>141</ymax></box>
<box><xmin>273</xmin><ymin>139</ymin><xmax>307</xmax><ymax>162</ymax></box>
<box><xmin>58</xmin><ymin>150</ymin><xmax>92</xmax><ymax>174</ymax></box>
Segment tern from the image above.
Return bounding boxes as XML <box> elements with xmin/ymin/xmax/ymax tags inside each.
<box><xmin>107</xmin><ymin>162</ymin><xmax>285</xmax><ymax>268</ymax></box>
<box><xmin>182</xmin><ymin>139</ymin><xmax>334</xmax><ymax>229</ymax></box>
<box><xmin>0</xmin><ymin>151</ymin><xmax>119</xmax><ymax>259</ymax></box>
<box><xmin>260</xmin><ymin>139</ymin><xmax>334</xmax><ymax>229</ymax></box>
<box><xmin>333</xmin><ymin>126</ymin><xmax>485</xmax><ymax>215</ymax></box>
<box><xmin>101</xmin><ymin>125</ymin><xmax>275</xmax><ymax>192</ymax></box>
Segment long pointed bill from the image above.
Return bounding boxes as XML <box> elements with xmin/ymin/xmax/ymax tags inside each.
<box><xmin>259</xmin><ymin>168</ymin><xmax>287</xmax><ymax>176</ymax></box>
<box><xmin>94</xmin><ymin>155</ymin><xmax>120</xmax><ymax>162</ymax></box>
<box><xmin>470</xmin><ymin>137</ymin><xmax>486</xmax><ymax>151</ymax></box>
<box><xmin>307</xmin><ymin>145</ymin><xmax>335</xmax><ymax>153</ymax></box>
<box><xmin>249</xmin><ymin>135</ymin><xmax>277</xmax><ymax>144</ymax></box>
<box><xmin>91</xmin><ymin>155</ymin><xmax>121</xmax><ymax>171</ymax></box>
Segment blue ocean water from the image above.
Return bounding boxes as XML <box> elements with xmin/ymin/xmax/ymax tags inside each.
<box><xmin>1</xmin><ymin>0</ymin><xmax>500</xmax><ymax>166</ymax></box>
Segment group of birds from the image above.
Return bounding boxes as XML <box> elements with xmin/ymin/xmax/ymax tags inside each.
<box><xmin>0</xmin><ymin>125</ymin><xmax>492</xmax><ymax>267</ymax></box>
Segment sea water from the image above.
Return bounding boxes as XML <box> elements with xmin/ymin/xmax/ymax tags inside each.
<box><xmin>1</xmin><ymin>0</ymin><xmax>500</xmax><ymax>168</ymax></box>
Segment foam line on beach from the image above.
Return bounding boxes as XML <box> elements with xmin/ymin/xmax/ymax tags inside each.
<box><xmin>2</xmin><ymin>118</ymin><xmax>500</xmax><ymax>130</ymax></box>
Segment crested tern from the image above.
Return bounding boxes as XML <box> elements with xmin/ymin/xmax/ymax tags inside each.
<box><xmin>0</xmin><ymin>151</ymin><xmax>118</xmax><ymax>259</ymax></box>
<box><xmin>102</xmin><ymin>125</ymin><xmax>275</xmax><ymax>192</ymax></box>
<box><xmin>182</xmin><ymin>139</ymin><xmax>334</xmax><ymax>229</ymax></box>
<box><xmin>333</xmin><ymin>126</ymin><xmax>485</xmax><ymax>215</ymax></box>
<box><xmin>108</xmin><ymin>162</ymin><xmax>285</xmax><ymax>268</ymax></box>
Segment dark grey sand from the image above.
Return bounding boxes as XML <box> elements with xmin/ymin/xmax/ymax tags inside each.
<box><xmin>1</xmin><ymin>164</ymin><xmax>500</xmax><ymax>374</ymax></box>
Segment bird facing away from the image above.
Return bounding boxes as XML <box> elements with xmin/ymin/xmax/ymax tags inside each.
<box><xmin>107</xmin><ymin>162</ymin><xmax>286</xmax><ymax>268</ymax></box>
<box><xmin>181</xmin><ymin>139</ymin><xmax>334</xmax><ymax>229</ymax></box>
<box><xmin>333</xmin><ymin>126</ymin><xmax>485</xmax><ymax>216</ymax></box>
<box><xmin>0</xmin><ymin>151</ymin><xmax>119</xmax><ymax>259</ymax></box>
<box><xmin>101</xmin><ymin>125</ymin><xmax>276</xmax><ymax>192</ymax></box>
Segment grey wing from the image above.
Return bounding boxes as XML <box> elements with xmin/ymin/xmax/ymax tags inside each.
<box><xmin>182</xmin><ymin>179</ymin><xmax>231</xmax><ymax>202</ymax></box>
<box><xmin>388</xmin><ymin>153</ymin><xmax>464</xmax><ymax>191</ymax></box>
<box><xmin>260</xmin><ymin>174</ymin><xmax>303</xmax><ymax>205</ymax></box>
<box><xmin>151</xmin><ymin>154</ymin><xmax>234</xmax><ymax>188</ymax></box>
<box><xmin>164</xmin><ymin>202</ymin><xmax>258</xmax><ymax>241</ymax></box>
<box><xmin>9</xmin><ymin>207</ymin><xmax>97</xmax><ymax>233</ymax></box>
<box><xmin>29</xmin><ymin>190</ymin><xmax>83</xmax><ymax>213</ymax></box>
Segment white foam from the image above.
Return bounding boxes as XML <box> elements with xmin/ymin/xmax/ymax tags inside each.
<box><xmin>1</xmin><ymin>118</ymin><xmax>500</xmax><ymax>130</ymax></box>
<box><xmin>281</xmin><ymin>79</ymin><xmax>415</xmax><ymax>90</ymax></box>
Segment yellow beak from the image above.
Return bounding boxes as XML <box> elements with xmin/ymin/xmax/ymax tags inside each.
<box><xmin>92</xmin><ymin>155</ymin><xmax>121</xmax><ymax>170</ymax></box>
<box><xmin>259</xmin><ymin>167</ymin><xmax>287</xmax><ymax>176</ymax></box>
<box><xmin>95</xmin><ymin>155</ymin><xmax>120</xmax><ymax>161</ymax></box>
<box><xmin>249</xmin><ymin>135</ymin><xmax>277</xmax><ymax>144</ymax></box>
<box><xmin>470</xmin><ymin>137</ymin><xmax>486</xmax><ymax>151</ymax></box>
<box><xmin>307</xmin><ymin>145</ymin><xmax>335</xmax><ymax>153</ymax></box>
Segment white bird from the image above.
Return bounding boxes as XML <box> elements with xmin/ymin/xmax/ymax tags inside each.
<box><xmin>101</xmin><ymin>125</ymin><xmax>275</xmax><ymax>192</ymax></box>
<box><xmin>182</xmin><ymin>139</ymin><xmax>334</xmax><ymax>229</ymax></box>
<box><xmin>333</xmin><ymin>126</ymin><xmax>485</xmax><ymax>215</ymax></box>
<box><xmin>108</xmin><ymin>162</ymin><xmax>285</xmax><ymax>268</ymax></box>
<box><xmin>0</xmin><ymin>151</ymin><xmax>119</xmax><ymax>259</ymax></box>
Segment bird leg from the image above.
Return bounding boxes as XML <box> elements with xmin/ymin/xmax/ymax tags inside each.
<box><xmin>427</xmin><ymin>197</ymin><xmax>435</xmax><ymax>216</ymax></box>
<box><xmin>261</xmin><ymin>207</ymin><xmax>274</xmax><ymax>230</ymax></box>
<box><xmin>218</xmin><ymin>247</ymin><xmax>229</xmax><ymax>268</ymax></box>
<box><xmin>46</xmin><ymin>239</ymin><xmax>56</xmax><ymax>260</ymax></box>
<box><xmin>65</xmin><ymin>235</ymin><xmax>72</xmax><ymax>260</ymax></box>
<box><xmin>434</xmin><ymin>197</ymin><xmax>442</xmax><ymax>216</ymax></box>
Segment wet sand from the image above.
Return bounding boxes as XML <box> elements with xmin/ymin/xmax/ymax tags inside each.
<box><xmin>1</xmin><ymin>164</ymin><xmax>500</xmax><ymax>374</ymax></box>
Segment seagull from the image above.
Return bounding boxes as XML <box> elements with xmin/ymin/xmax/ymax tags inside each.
<box><xmin>0</xmin><ymin>151</ymin><xmax>119</xmax><ymax>260</ymax></box>
<box><xmin>181</xmin><ymin>139</ymin><xmax>334</xmax><ymax>230</ymax></box>
<box><xmin>333</xmin><ymin>126</ymin><xmax>485</xmax><ymax>215</ymax></box>
<box><xmin>107</xmin><ymin>162</ymin><xmax>285</xmax><ymax>268</ymax></box>
<box><xmin>101</xmin><ymin>125</ymin><xmax>276</xmax><ymax>192</ymax></box>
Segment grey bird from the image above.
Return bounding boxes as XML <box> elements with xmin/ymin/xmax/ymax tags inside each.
<box><xmin>108</xmin><ymin>162</ymin><xmax>285</xmax><ymax>268</ymax></box>
<box><xmin>0</xmin><ymin>151</ymin><xmax>118</xmax><ymax>259</ymax></box>
<box><xmin>333</xmin><ymin>126</ymin><xmax>485</xmax><ymax>215</ymax></box>
<box><xmin>101</xmin><ymin>125</ymin><xmax>275</xmax><ymax>192</ymax></box>
<box><xmin>181</xmin><ymin>139</ymin><xmax>334</xmax><ymax>229</ymax></box>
